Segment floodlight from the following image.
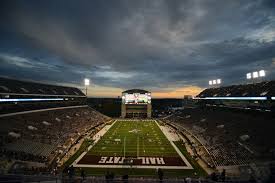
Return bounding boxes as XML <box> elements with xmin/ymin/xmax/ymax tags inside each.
<box><xmin>84</xmin><ymin>78</ymin><xmax>90</xmax><ymax>86</ymax></box>
<box><xmin>259</xmin><ymin>70</ymin><xmax>265</xmax><ymax>77</ymax></box>
<box><xmin>217</xmin><ymin>79</ymin><xmax>221</xmax><ymax>84</ymax></box>
<box><xmin>213</xmin><ymin>80</ymin><xmax>217</xmax><ymax>84</ymax></box>
<box><xmin>252</xmin><ymin>71</ymin><xmax>259</xmax><ymax>78</ymax></box>
<box><xmin>246</xmin><ymin>73</ymin><xmax>252</xmax><ymax>79</ymax></box>
<box><xmin>209</xmin><ymin>80</ymin><xmax>213</xmax><ymax>85</ymax></box>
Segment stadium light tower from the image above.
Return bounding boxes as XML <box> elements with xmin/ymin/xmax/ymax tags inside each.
<box><xmin>253</xmin><ymin>71</ymin><xmax>259</xmax><ymax>78</ymax></box>
<box><xmin>84</xmin><ymin>78</ymin><xmax>90</xmax><ymax>96</ymax></box>
<box><xmin>259</xmin><ymin>70</ymin><xmax>265</xmax><ymax>77</ymax></box>
<box><xmin>209</xmin><ymin>80</ymin><xmax>213</xmax><ymax>86</ymax></box>
<box><xmin>209</xmin><ymin>79</ymin><xmax>222</xmax><ymax>87</ymax></box>
<box><xmin>246</xmin><ymin>70</ymin><xmax>265</xmax><ymax>83</ymax></box>
<box><xmin>246</xmin><ymin>73</ymin><xmax>252</xmax><ymax>80</ymax></box>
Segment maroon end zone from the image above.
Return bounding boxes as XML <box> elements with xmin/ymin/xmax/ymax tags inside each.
<box><xmin>78</xmin><ymin>155</ymin><xmax>187</xmax><ymax>166</ymax></box>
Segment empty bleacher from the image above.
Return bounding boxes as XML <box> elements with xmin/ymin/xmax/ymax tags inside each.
<box><xmin>165</xmin><ymin>107</ymin><xmax>275</xmax><ymax>167</ymax></box>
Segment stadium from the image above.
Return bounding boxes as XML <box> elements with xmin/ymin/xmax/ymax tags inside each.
<box><xmin>1</xmin><ymin>1</ymin><xmax>275</xmax><ymax>182</ymax></box>
<box><xmin>0</xmin><ymin>77</ymin><xmax>275</xmax><ymax>182</ymax></box>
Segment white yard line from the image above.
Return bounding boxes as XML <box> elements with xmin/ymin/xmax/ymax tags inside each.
<box><xmin>155</xmin><ymin>121</ymin><xmax>193</xmax><ymax>169</ymax></box>
<box><xmin>72</xmin><ymin>120</ymin><xmax>117</xmax><ymax>166</ymax></box>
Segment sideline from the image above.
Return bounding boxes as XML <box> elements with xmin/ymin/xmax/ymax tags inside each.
<box><xmin>155</xmin><ymin>121</ymin><xmax>193</xmax><ymax>169</ymax></box>
<box><xmin>73</xmin><ymin>120</ymin><xmax>117</xmax><ymax>166</ymax></box>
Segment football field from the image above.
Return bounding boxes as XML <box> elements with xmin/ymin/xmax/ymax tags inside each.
<box><xmin>88</xmin><ymin>120</ymin><xmax>178</xmax><ymax>157</ymax></box>
<box><xmin>73</xmin><ymin>120</ymin><xmax>193</xmax><ymax>169</ymax></box>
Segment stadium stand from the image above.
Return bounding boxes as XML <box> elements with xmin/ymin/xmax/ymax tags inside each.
<box><xmin>195</xmin><ymin>81</ymin><xmax>275</xmax><ymax>113</ymax></box>
<box><xmin>0</xmin><ymin>77</ymin><xmax>85</xmax><ymax>96</ymax></box>
<box><xmin>165</xmin><ymin>105</ymin><xmax>275</xmax><ymax>168</ymax></box>
<box><xmin>0</xmin><ymin>106</ymin><xmax>110</xmax><ymax>173</ymax></box>
<box><xmin>0</xmin><ymin>77</ymin><xmax>86</xmax><ymax>114</ymax></box>
<box><xmin>197</xmin><ymin>80</ymin><xmax>275</xmax><ymax>98</ymax></box>
<box><xmin>0</xmin><ymin>78</ymin><xmax>111</xmax><ymax>175</ymax></box>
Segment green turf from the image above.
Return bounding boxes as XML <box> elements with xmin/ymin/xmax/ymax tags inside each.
<box><xmin>73</xmin><ymin>139</ymin><xmax>207</xmax><ymax>178</ymax></box>
<box><xmin>64</xmin><ymin>120</ymin><xmax>207</xmax><ymax>177</ymax></box>
<box><xmin>88</xmin><ymin>120</ymin><xmax>178</xmax><ymax>157</ymax></box>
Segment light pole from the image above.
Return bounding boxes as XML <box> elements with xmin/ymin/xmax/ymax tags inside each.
<box><xmin>209</xmin><ymin>79</ymin><xmax>222</xmax><ymax>88</ymax></box>
<box><xmin>246</xmin><ymin>70</ymin><xmax>265</xmax><ymax>83</ymax></box>
<box><xmin>84</xmin><ymin>78</ymin><xmax>90</xmax><ymax>96</ymax></box>
<box><xmin>259</xmin><ymin>70</ymin><xmax>266</xmax><ymax>82</ymax></box>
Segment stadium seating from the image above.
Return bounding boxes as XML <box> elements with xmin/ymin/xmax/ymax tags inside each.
<box><xmin>165</xmin><ymin>107</ymin><xmax>275</xmax><ymax>167</ymax></box>
<box><xmin>0</xmin><ymin>77</ymin><xmax>87</xmax><ymax>114</ymax></box>
<box><xmin>198</xmin><ymin>80</ymin><xmax>275</xmax><ymax>97</ymax></box>
<box><xmin>0</xmin><ymin>77</ymin><xmax>85</xmax><ymax>96</ymax></box>
<box><xmin>0</xmin><ymin>106</ymin><xmax>110</xmax><ymax>168</ymax></box>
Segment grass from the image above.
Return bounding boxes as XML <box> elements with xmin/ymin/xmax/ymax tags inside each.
<box><xmin>88</xmin><ymin>120</ymin><xmax>178</xmax><ymax>157</ymax></box>
<box><xmin>64</xmin><ymin>120</ymin><xmax>206</xmax><ymax>178</ymax></box>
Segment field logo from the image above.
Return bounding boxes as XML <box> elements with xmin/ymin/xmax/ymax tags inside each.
<box><xmin>99</xmin><ymin>157</ymin><xmax>125</xmax><ymax>164</ymax></box>
<box><xmin>138</xmin><ymin>157</ymin><xmax>165</xmax><ymax>165</ymax></box>
<box><xmin>98</xmin><ymin>156</ymin><xmax>165</xmax><ymax>165</ymax></box>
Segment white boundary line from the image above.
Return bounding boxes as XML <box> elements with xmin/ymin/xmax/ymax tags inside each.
<box><xmin>73</xmin><ymin>164</ymin><xmax>192</xmax><ymax>169</ymax></box>
<box><xmin>155</xmin><ymin>121</ymin><xmax>193</xmax><ymax>169</ymax></box>
<box><xmin>73</xmin><ymin>120</ymin><xmax>117</xmax><ymax>166</ymax></box>
<box><xmin>73</xmin><ymin>120</ymin><xmax>193</xmax><ymax>169</ymax></box>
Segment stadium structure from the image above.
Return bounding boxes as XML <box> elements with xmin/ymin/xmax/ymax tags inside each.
<box><xmin>0</xmin><ymin>77</ymin><xmax>275</xmax><ymax>182</ymax></box>
<box><xmin>121</xmin><ymin>89</ymin><xmax>152</xmax><ymax>118</ymax></box>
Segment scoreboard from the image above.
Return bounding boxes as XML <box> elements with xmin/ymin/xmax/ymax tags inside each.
<box><xmin>121</xmin><ymin>89</ymin><xmax>152</xmax><ymax>118</ymax></box>
<box><xmin>122</xmin><ymin>93</ymin><xmax>151</xmax><ymax>104</ymax></box>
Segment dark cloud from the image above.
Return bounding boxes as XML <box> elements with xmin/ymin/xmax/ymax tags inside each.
<box><xmin>0</xmin><ymin>0</ymin><xmax>275</xmax><ymax>94</ymax></box>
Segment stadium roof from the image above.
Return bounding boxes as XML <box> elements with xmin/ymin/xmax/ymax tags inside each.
<box><xmin>122</xmin><ymin>89</ymin><xmax>150</xmax><ymax>94</ymax></box>
<box><xmin>0</xmin><ymin>77</ymin><xmax>85</xmax><ymax>97</ymax></box>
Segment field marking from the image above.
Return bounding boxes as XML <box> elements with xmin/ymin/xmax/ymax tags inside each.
<box><xmin>155</xmin><ymin>121</ymin><xmax>193</xmax><ymax>169</ymax></box>
<box><xmin>73</xmin><ymin>164</ymin><xmax>193</xmax><ymax>169</ymax></box>
<box><xmin>73</xmin><ymin>120</ymin><xmax>193</xmax><ymax>169</ymax></box>
<box><xmin>73</xmin><ymin>120</ymin><xmax>117</xmax><ymax>166</ymax></box>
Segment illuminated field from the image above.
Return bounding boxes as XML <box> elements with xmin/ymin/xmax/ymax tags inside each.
<box><xmin>74</xmin><ymin>120</ymin><xmax>192</xmax><ymax>169</ymax></box>
<box><xmin>88</xmin><ymin>120</ymin><xmax>178</xmax><ymax>157</ymax></box>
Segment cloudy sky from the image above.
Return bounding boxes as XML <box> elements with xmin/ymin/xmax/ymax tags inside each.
<box><xmin>0</xmin><ymin>0</ymin><xmax>275</xmax><ymax>97</ymax></box>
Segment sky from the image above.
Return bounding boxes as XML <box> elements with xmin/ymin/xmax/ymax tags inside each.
<box><xmin>0</xmin><ymin>0</ymin><xmax>275</xmax><ymax>98</ymax></box>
